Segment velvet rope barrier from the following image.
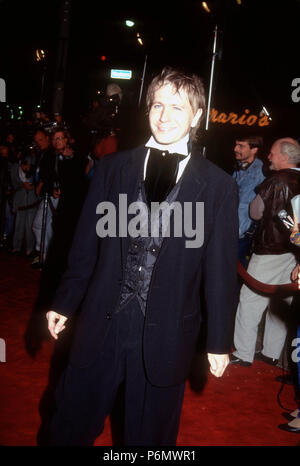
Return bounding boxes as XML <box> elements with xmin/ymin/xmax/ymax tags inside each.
<box><xmin>237</xmin><ymin>261</ymin><xmax>299</xmax><ymax>295</ymax></box>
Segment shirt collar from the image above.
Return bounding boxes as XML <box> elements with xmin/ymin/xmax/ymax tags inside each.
<box><xmin>145</xmin><ymin>134</ymin><xmax>190</xmax><ymax>156</ymax></box>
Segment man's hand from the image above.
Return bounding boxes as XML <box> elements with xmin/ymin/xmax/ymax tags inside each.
<box><xmin>292</xmin><ymin>264</ymin><xmax>300</xmax><ymax>282</ymax></box>
<box><xmin>46</xmin><ymin>311</ymin><xmax>68</xmax><ymax>340</ymax></box>
<box><xmin>207</xmin><ymin>353</ymin><xmax>229</xmax><ymax>377</ymax></box>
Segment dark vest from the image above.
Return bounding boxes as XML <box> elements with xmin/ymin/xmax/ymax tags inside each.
<box><xmin>117</xmin><ymin>177</ymin><xmax>183</xmax><ymax>315</ymax></box>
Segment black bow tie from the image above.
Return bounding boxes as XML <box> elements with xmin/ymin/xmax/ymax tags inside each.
<box><xmin>144</xmin><ymin>148</ymin><xmax>186</xmax><ymax>205</ymax></box>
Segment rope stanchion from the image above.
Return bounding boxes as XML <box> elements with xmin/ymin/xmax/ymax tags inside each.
<box><xmin>237</xmin><ymin>260</ymin><xmax>298</xmax><ymax>295</ymax></box>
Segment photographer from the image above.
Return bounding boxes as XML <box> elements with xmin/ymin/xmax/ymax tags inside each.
<box><xmin>0</xmin><ymin>141</ymin><xmax>14</xmax><ymax>248</ymax></box>
<box><xmin>10</xmin><ymin>155</ymin><xmax>38</xmax><ymax>255</ymax></box>
<box><xmin>31</xmin><ymin>129</ymin><xmax>57</xmax><ymax>268</ymax></box>
<box><xmin>44</xmin><ymin>128</ymin><xmax>87</xmax><ymax>294</ymax></box>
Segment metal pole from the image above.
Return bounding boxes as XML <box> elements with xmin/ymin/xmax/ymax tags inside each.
<box><xmin>202</xmin><ymin>25</ymin><xmax>218</xmax><ymax>158</ymax></box>
<box><xmin>52</xmin><ymin>0</ymin><xmax>72</xmax><ymax>114</ymax></box>
<box><xmin>39</xmin><ymin>193</ymin><xmax>49</xmax><ymax>265</ymax></box>
<box><xmin>40</xmin><ymin>63</ymin><xmax>46</xmax><ymax>108</ymax></box>
<box><xmin>205</xmin><ymin>25</ymin><xmax>218</xmax><ymax>132</ymax></box>
<box><xmin>138</xmin><ymin>54</ymin><xmax>148</xmax><ymax>107</ymax></box>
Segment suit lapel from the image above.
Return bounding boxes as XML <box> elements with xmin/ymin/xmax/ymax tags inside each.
<box><xmin>157</xmin><ymin>148</ymin><xmax>208</xmax><ymax>254</ymax></box>
<box><xmin>120</xmin><ymin>146</ymin><xmax>148</xmax><ymax>266</ymax></box>
<box><xmin>176</xmin><ymin>148</ymin><xmax>208</xmax><ymax>203</ymax></box>
<box><xmin>120</xmin><ymin>145</ymin><xmax>147</xmax><ymax>202</ymax></box>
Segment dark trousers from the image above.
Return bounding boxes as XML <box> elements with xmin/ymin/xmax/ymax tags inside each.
<box><xmin>49</xmin><ymin>298</ymin><xmax>185</xmax><ymax>446</ymax></box>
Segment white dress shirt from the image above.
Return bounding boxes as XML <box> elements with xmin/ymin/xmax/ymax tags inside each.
<box><xmin>144</xmin><ymin>134</ymin><xmax>191</xmax><ymax>183</ymax></box>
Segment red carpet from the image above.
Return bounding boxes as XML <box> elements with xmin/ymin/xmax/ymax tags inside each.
<box><xmin>0</xmin><ymin>249</ymin><xmax>299</xmax><ymax>446</ymax></box>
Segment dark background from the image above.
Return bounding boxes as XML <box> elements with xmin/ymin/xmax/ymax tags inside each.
<box><xmin>0</xmin><ymin>0</ymin><xmax>300</xmax><ymax>171</ymax></box>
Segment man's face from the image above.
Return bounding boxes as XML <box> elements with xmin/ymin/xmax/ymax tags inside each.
<box><xmin>21</xmin><ymin>160</ymin><xmax>30</xmax><ymax>172</ymax></box>
<box><xmin>6</xmin><ymin>134</ymin><xmax>14</xmax><ymax>144</ymax></box>
<box><xmin>54</xmin><ymin>114</ymin><xmax>62</xmax><ymax>123</ymax></box>
<box><xmin>234</xmin><ymin>140</ymin><xmax>257</xmax><ymax>164</ymax></box>
<box><xmin>0</xmin><ymin>145</ymin><xmax>9</xmax><ymax>157</ymax></box>
<box><xmin>52</xmin><ymin>131</ymin><xmax>68</xmax><ymax>152</ymax></box>
<box><xmin>268</xmin><ymin>142</ymin><xmax>285</xmax><ymax>171</ymax></box>
<box><xmin>34</xmin><ymin>131</ymin><xmax>50</xmax><ymax>151</ymax></box>
<box><xmin>149</xmin><ymin>83</ymin><xmax>201</xmax><ymax>146</ymax></box>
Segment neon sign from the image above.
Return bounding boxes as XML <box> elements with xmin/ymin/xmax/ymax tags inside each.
<box><xmin>210</xmin><ymin>108</ymin><xmax>270</xmax><ymax>127</ymax></box>
<box><xmin>110</xmin><ymin>69</ymin><xmax>132</xmax><ymax>80</ymax></box>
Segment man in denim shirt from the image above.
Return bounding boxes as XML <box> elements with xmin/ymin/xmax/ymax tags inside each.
<box><xmin>232</xmin><ymin>136</ymin><xmax>265</xmax><ymax>267</ymax></box>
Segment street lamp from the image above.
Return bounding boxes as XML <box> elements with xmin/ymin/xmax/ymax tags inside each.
<box><xmin>202</xmin><ymin>2</ymin><xmax>211</xmax><ymax>13</ymax></box>
<box><xmin>136</xmin><ymin>32</ymin><xmax>143</xmax><ymax>46</ymax></box>
<box><xmin>125</xmin><ymin>19</ymin><xmax>135</xmax><ymax>27</ymax></box>
<box><xmin>35</xmin><ymin>49</ymin><xmax>46</xmax><ymax>62</ymax></box>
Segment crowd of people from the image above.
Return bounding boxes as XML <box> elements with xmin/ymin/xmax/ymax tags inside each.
<box><xmin>230</xmin><ymin>134</ymin><xmax>300</xmax><ymax>434</ymax></box>
<box><xmin>1</xmin><ymin>68</ymin><xmax>300</xmax><ymax>444</ymax></box>
<box><xmin>0</xmin><ymin>83</ymin><xmax>126</xmax><ymax>272</ymax></box>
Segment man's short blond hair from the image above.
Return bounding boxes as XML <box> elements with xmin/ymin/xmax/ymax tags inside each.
<box><xmin>146</xmin><ymin>67</ymin><xmax>206</xmax><ymax>141</ymax></box>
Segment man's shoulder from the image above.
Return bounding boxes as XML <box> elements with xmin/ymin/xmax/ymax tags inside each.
<box><xmin>92</xmin><ymin>145</ymin><xmax>145</xmax><ymax>181</ymax></box>
<box><xmin>276</xmin><ymin>168</ymin><xmax>300</xmax><ymax>181</ymax></box>
<box><xmin>264</xmin><ymin>168</ymin><xmax>300</xmax><ymax>184</ymax></box>
<box><xmin>10</xmin><ymin>163</ymin><xmax>18</xmax><ymax>176</ymax></box>
<box><xmin>101</xmin><ymin>145</ymin><xmax>145</xmax><ymax>167</ymax></box>
<box><xmin>257</xmin><ymin>169</ymin><xmax>300</xmax><ymax>198</ymax></box>
<box><xmin>194</xmin><ymin>151</ymin><xmax>236</xmax><ymax>187</ymax></box>
<box><xmin>252</xmin><ymin>157</ymin><xmax>264</xmax><ymax>168</ymax></box>
<box><xmin>40</xmin><ymin>149</ymin><xmax>55</xmax><ymax>165</ymax></box>
<box><xmin>42</xmin><ymin>148</ymin><xmax>55</xmax><ymax>159</ymax></box>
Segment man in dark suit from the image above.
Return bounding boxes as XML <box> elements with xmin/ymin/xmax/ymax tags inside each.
<box><xmin>46</xmin><ymin>67</ymin><xmax>239</xmax><ymax>446</ymax></box>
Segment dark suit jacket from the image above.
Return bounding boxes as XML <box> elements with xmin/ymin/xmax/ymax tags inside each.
<box><xmin>51</xmin><ymin>145</ymin><xmax>239</xmax><ymax>387</ymax></box>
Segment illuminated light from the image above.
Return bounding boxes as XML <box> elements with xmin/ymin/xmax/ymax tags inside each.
<box><xmin>100</xmin><ymin>55</ymin><xmax>106</xmax><ymax>61</ymax></box>
<box><xmin>110</xmin><ymin>69</ymin><xmax>132</xmax><ymax>80</ymax></box>
<box><xmin>261</xmin><ymin>106</ymin><xmax>272</xmax><ymax>121</ymax></box>
<box><xmin>262</xmin><ymin>106</ymin><xmax>269</xmax><ymax>116</ymax></box>
<box><xmin>137</xmin><ymin>33</ymin><xmax>143</xmax><ymax>46</ymax></box>
<box><xmin>125</xmin><ymin>20</ymin><xmax>135</xmax><ymax>27</ymax></box>
<box><xmin>160</xmin><ymin>37</ymin><xmax>164</xmax><ymax>41</ymax></box>
<box><xmin>202</xmin><ymin>2</ymin><xmax>211</xmax><ymax>13</ymax></box>
<box><xmin>35</xmin><ymin>49</ymin><xmax>46</xmax><ymax>62</ymax></box>
<box><xmin>97</xmin><ymin>90</ymin><xmax>101</xmax><ymax>95</ymax></box>
<box><xmin>236</xmin><ymin>0</ymin><xmax>242</xmax><ymax>4</ymax></box>
<box><xmin>210</xmin><ymin>108</ymin><xmax>270</xmax><ymax>127</ymax></box>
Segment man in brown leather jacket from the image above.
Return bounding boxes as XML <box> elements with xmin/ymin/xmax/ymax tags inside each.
<box><xmin>230</xmin><ymin>138</ymin><xmax>300</xmax><ymax>367</ymax></box>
